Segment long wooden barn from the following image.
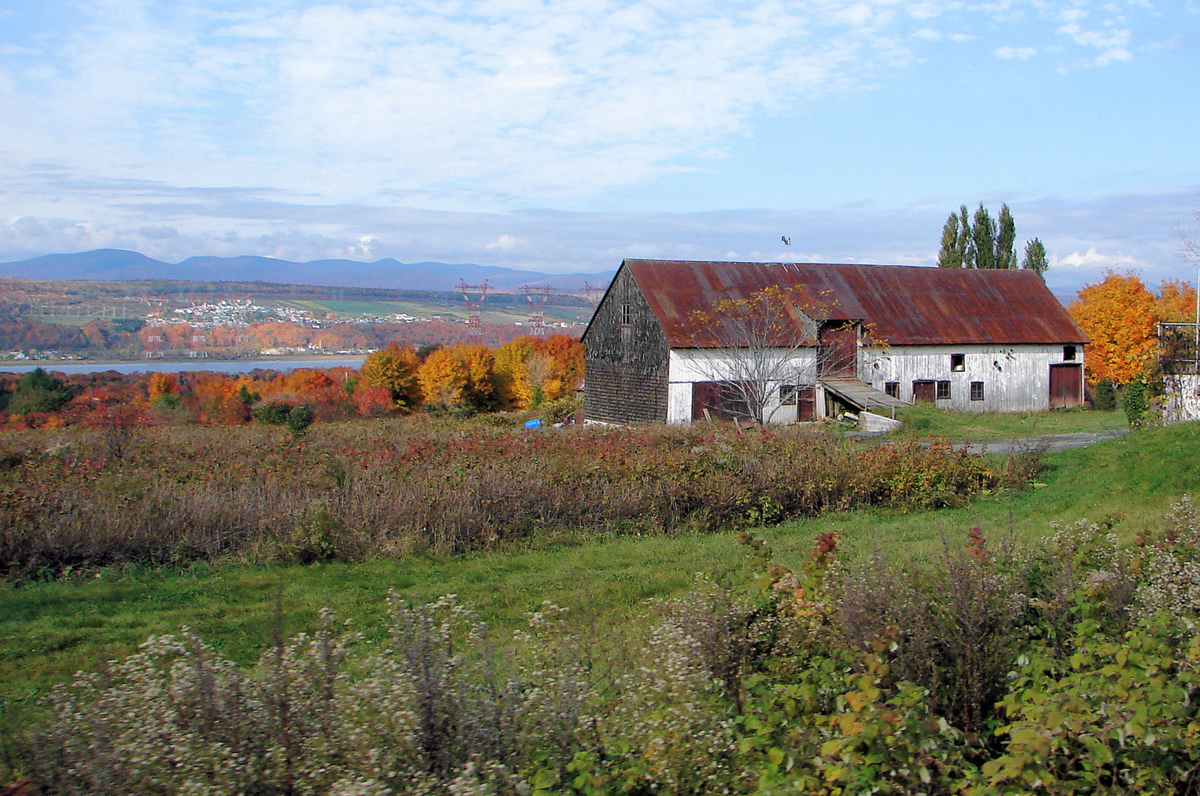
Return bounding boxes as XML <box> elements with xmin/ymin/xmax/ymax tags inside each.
<box><xmin>582</xmin><ymin>259</ymin><xmax>1089</xmax><ymax>425</ymax></box>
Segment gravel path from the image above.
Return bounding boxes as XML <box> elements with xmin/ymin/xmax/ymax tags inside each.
<box><xmin>951</xmin><ymin>429</ymin><xmax>1130</xmax><ymax>455</ymax></box>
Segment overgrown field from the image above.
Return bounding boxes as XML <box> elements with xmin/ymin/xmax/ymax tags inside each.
<box><xmin>7</xmin><ymin>495</ymin><xmax>1200</xmax><ymax>794</ymax></box>
<box><xmin>5</xmin><ymin>420</ymin><xmax>1200</xmax><ymax>792</ymax></box>
<box><xmin>0</xmin><ymin>419</ymin><xmax>1035</xmax><ymax>581</ymax></box>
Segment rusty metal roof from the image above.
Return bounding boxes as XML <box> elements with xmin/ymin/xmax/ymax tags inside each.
<box><xmin>623</xmin><ymin>259</ymin><xmax>1089</xmax><ymax>348</ymax></box>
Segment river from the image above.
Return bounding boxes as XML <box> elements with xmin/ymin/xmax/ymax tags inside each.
<box><xmin>0</xmin><ymin>357</ymin><xmax>367</xmax><ymax>375</ymax></box>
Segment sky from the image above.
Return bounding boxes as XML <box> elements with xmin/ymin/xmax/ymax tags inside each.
<box><xmin>0</xmin><ymin>0</ymin><xmax>1197</xmax><ymax>300</ymax></box>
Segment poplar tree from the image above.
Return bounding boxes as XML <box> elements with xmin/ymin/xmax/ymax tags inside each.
<box><xmin>937</xmin><ymin>213</ymin><xmax>962</xmax><ymax>268</ymax></box>
<box><xmin>972</xmin><ymin>204</ymin><xmax>998</xmax><ymax>270</ymax></box>
<box><xmin>1022</xmin><ymin>238</ymin><xmax>1048</xmax><ymax>280</ymax></box>
<box><xmin>996</xmin><ymin>204</ymin><xmax>1017</xmax><ymax>270</ymax></box>
<box><xmin>937</xmin><ymin>202</ymin><xmax>1045</xmax><ymax>276</ymax></box>
<box><xmin>958</xmin><ymin>205</ymin><xmax>975</xmax><ymax>269</ymax></box>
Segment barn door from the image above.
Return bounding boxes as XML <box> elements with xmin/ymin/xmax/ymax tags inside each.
<box><xmin>1049</xmin><ymin>364</ymin><xmax>1083</xmax><ymax>409</ymax></box>
<box><xmin>818</xmin><ymin>323</ymin><xmax>858</xmax><ymax>378</ymax></box>
<box><xmin>912</xmin><ymin>380</ymin><xmax>936</xmax><ymax>403</ymax></box>
<box><xmin>692</xmin><ymin>381</ymin><xmax>752</xmax><ymax>421</ymax></box>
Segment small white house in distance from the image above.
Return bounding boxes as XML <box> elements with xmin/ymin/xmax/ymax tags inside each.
<box><xmin>582</xmin><ymin>259</ymin><xmax>1089</xmax><ymax>426</ymax></box>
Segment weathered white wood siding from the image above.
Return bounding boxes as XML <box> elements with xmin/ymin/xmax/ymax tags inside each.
<box><xmin>860</xmin><ymin>344</ymin><xmax>1084</xmax><ymax>412</ymax></box>
<box><xmin>666</xmin><ymin>349</ymin><xmax>816</xmax><ymax>425</ymax></box>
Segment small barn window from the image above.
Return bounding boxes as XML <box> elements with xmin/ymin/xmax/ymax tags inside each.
<box><xmin>951</xmin><ymin>353</ymin><xmax>965</xmax><ymax>372</ymax></box>
<box><xmin>780</xmin><ymin>385</ymin><xmax>797</xmax><ymax>406</ymax></box>
<box><xmin>620</xmin><ymin>303</ymin><xmax>631</xmax><ymax>326</ymax></box>
<box><xmin>936</xmin><ymin>380</ymin><xmax>951</xmax><ymax>400</ymax></box>
<box><xmin>1063</xmin><ymin>345</ymin><xmax>1077</xmax><ymax>361</ymax></box>
<box><xmin>884</xmin><ymin>381</ymin><xmax>899</xmax><ymax>399</ymax></box>
<box><xmin>970</xmin><ymin>381</ymin><xmax>985</xmax><ymax>401</ymax></box>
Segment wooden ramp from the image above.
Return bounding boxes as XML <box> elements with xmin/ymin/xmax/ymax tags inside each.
<box><xmin>820</xmin><ymin>378</ymin><xmax>909</xmax><ymax>412</ymax></box>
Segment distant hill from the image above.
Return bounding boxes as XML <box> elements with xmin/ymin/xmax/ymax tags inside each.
<box><xmin>0</xmin><ymin>249</ymin><xmax>614</xmax><ymax>293</ymax></box>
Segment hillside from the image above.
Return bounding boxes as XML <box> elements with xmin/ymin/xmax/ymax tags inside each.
<box><xmin>0</xmin><ymin>276</ymin><xmax>595</xmax><ymax>359</ymax></box>
<box><xmin>0</xmin><ymin>249</ymin><xmax>615</xmax><ymax>292</ymax></box>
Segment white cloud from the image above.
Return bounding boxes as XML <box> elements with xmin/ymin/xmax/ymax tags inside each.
<box><xmin>1053</xmin><ymin>246</ymin><xmax>1140</xmax><ymax>269</ymax></box>
<box><xmin>485</xmin><ymin>234</ymin><xmax>523</xmax><ymax>251</ymax></box>
<box><xmin>995</xmin><ymin>45</ymin><xmax>1037</xmax><ymax>59</ymax></box>
<box><xmin>1056</xmin><ymin>20</ymin><xmax>1132</xmax><ymax>66</ymax></box>
<box><xmin>2</xmin><ymin>0</ymin><xmax>1096</xmax><ymax>209</ymax></box>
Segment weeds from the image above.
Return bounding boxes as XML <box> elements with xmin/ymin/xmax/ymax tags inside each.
<box><xmin>11</xmin><ymin>499</ymin><xmax>1200</xmax><ymax>793</ymax></box>
<box><xmin>0</xmin><ymin>421</ymin><xmax>1037</xmax><ymax>581</ymax></box>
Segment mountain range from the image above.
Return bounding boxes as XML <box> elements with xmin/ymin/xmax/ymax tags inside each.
<box><xmin>0</xmin><ymin>249</ymin><xmax>614</xmax><ymax>293</ymax></box>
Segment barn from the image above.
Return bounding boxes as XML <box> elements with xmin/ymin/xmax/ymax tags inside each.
<box><xmin>582</xmin><ymin>259</ymin><xmax>1089</xmax><ymax>425</ymax></box>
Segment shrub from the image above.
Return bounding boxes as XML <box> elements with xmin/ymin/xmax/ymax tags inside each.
<box><xmin>252</xmin><ymin>401</ymin><xmax>293</xmax><ymax>425</ymax></box>
<box><xmin>286</xmin><ymin>404</ymin><xmax>314</xmax><ymax>438</ymax></box>
<box><xmin>539</xmin><ymin>396</ymin><xmax>582</xmax><ymax>425</ymax></box>
<box><xmin>1091</xmin><ymin>378</ymin><xmax>1117</xmax><ymax>411</ymax></box>
<box><xmin>1123</xmin><ymin>376</ymin><xmax>1150</xmax><ymax>428</ymax></box>
<box><xmin>6</xmin><ymin>368</ymin><xmax>72</xmax><ymax>415</ymax></box>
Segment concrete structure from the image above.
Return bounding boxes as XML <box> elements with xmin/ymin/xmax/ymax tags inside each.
<box><xmin>583</xmin><ymin>260</ymin><xmax>1088</xmax><ymax>425</ymax></box>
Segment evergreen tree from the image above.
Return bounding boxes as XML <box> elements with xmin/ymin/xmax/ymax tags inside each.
<box><xmin>958</xmin><ymin>205</ymin><xmax>975</xmax><ymax>269</ymax></box>
<box><xmin>996</xmin><ymin>204</ymin><xmax>1017</xmax><ymax>270</ymax></box>
<box><xmin>6</xmin><ymin>367</ymin><xmax>72</xmax><ymax>415</ymax></box>
<box><xmin>1022</xmin><ymin>238</ymin><xmax>1049</xmax><ymax>280</ymax></box>
<box><xmin>937</xmin><ymin>214</ymin><xmax>963</xmax><ymax>268</ymax></box>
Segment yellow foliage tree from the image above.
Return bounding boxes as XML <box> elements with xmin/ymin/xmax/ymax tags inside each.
<box><xmin>360</xmin><ymin>342</ymin><xmax>422</xmax><ymax>411</ymax></box>
<box><xmin>1068</xmin><ymin>271</ymin><xmax>1159</xmax><ymax>385</ymax></box>
<box><xmin>417</xmin><ymin>344</ymin><xmax>496</xmax><ymax>410</ymax></box>
<box><xmin>492</xmin><ymin>335</ymin><xmax>584</xmax><ymax>410</ymax></box>
<box><xmin>494</xmin><ymin>338</ymin><xmax>534</xmax><ymax>409</ymax></box>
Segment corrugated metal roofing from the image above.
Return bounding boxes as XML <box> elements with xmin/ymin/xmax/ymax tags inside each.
<box><xmin>623</xmin><ymin>260</ymin><xmax>1088</xmax><ymax>348</ymax></box>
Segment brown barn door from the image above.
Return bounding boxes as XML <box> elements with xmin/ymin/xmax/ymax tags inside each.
<box><xmin>1049</xmin><ymin>364</ymin><xmax>1083</xmax><ymax>409</ymax></box>
<box><xmin>818</xmin><ymin>323</ymin><xmax>858</xmax><ymax>378</ymax></box>
<box><xmin>692</xmin><ymin>382</ymin><xmax>719</xmax><ymax>421</ymax></box>
<box><xmin>912</xmin><ymin>380</ymin><xmax>936</xmax><ymax>403</ymax></box>
<box><xmin>796</xmin><ymin>386</ymin><xmax>815</xmax><ymax>421</ymax></box>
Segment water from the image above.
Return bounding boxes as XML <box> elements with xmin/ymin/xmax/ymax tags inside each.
<box><xmin>0</xmin><ymin>357</ymin><xmax>366</xmax><ymax>375</ymax></box>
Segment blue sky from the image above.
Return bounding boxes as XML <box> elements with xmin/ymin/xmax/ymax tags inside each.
<box><xmin>0</xmin><ymin>0</ymin><xmax>1197</xmax><ymax>299</ymax></box>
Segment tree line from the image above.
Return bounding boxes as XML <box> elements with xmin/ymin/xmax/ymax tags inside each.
<box><xmin>937</xmin><ymin>202</ymin><xmax>1048</xmax><ymax>278</ymax></box>
<box><xmin>0</xmin><ymin>335</ymin><xmax>585</xmax><ymax>430</ymax></box>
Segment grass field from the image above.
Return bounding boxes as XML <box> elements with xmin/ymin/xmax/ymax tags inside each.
<box><xmin>3</xmin><ymin>418</ymin><xmax>1198</xmax><ymax>739</ymax></box>
<box><xmin>290</xmin><ymin>298</ymin><xmax>590</xmax><ymax>326</ymax></box>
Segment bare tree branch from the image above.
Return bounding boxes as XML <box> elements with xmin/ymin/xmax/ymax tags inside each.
<box><xmin>684</xmin><ymin>285</ymin><xmax>845</xmax><ymax>425</ymax></box>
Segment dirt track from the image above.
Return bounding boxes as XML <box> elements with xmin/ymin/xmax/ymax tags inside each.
<box><xmin>951</xmin><ymin>429</ymin><xmax>1130</xmax><ymax>455</ymax></box>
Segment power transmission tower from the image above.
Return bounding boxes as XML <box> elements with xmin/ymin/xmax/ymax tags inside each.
<box><xmin>582</xmin><ymin>281</ymin><xmax>607</xmax><ymax>307</ymax></box>
<box><xmin>521</xmin><ymin>285</ymin><xmax>555</xmax><ymax>337</ymax></box>
<box><xmin>458</xmin><ymin>280</ymin><xmax>490</xmax><ymax>342</ymax></box>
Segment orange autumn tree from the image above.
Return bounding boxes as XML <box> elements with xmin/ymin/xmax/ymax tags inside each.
<box><xmin>1068</xmin><ymin>270</ymin><xmax>1159</xmax><ymax>385</ymax></box>
<box><xmin>417</xmin><ymin>344</ymin><xmax>497</xmax><ymax>410</ymax></box>
<box><xmin>360</xmin><ymin>343</ymin><xmax>422</xmax><ymax>411</ymax></box>
<box><xmin>1156</xmin><ymin>279</ymin><xmax>1198</xmax><ymax>324</ymax></box>
<box><xmin>148</xmin><ymin>372</ymin><xmax>179</xmax><ymax>401</ymax></box>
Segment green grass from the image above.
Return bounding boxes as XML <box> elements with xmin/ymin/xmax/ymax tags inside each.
<box><xmin>891</xmin><ymin>406</ymin><xmax>1127</xmax><ymax>441</ymax></box>
<box><xmin>3</xmin><ymin>420</ymin><xmax>1199</xmax><ymax>738</ymax></box>
<box><xmin>288</xmin><ymin>298</ymin><xmax>589</xmax><ymax>327</ymax></box>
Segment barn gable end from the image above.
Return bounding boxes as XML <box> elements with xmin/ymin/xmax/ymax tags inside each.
<box><xmin>582</xmin><ymin>264</ymin><xmax>671</xmax><ymax>424</ymax></box>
